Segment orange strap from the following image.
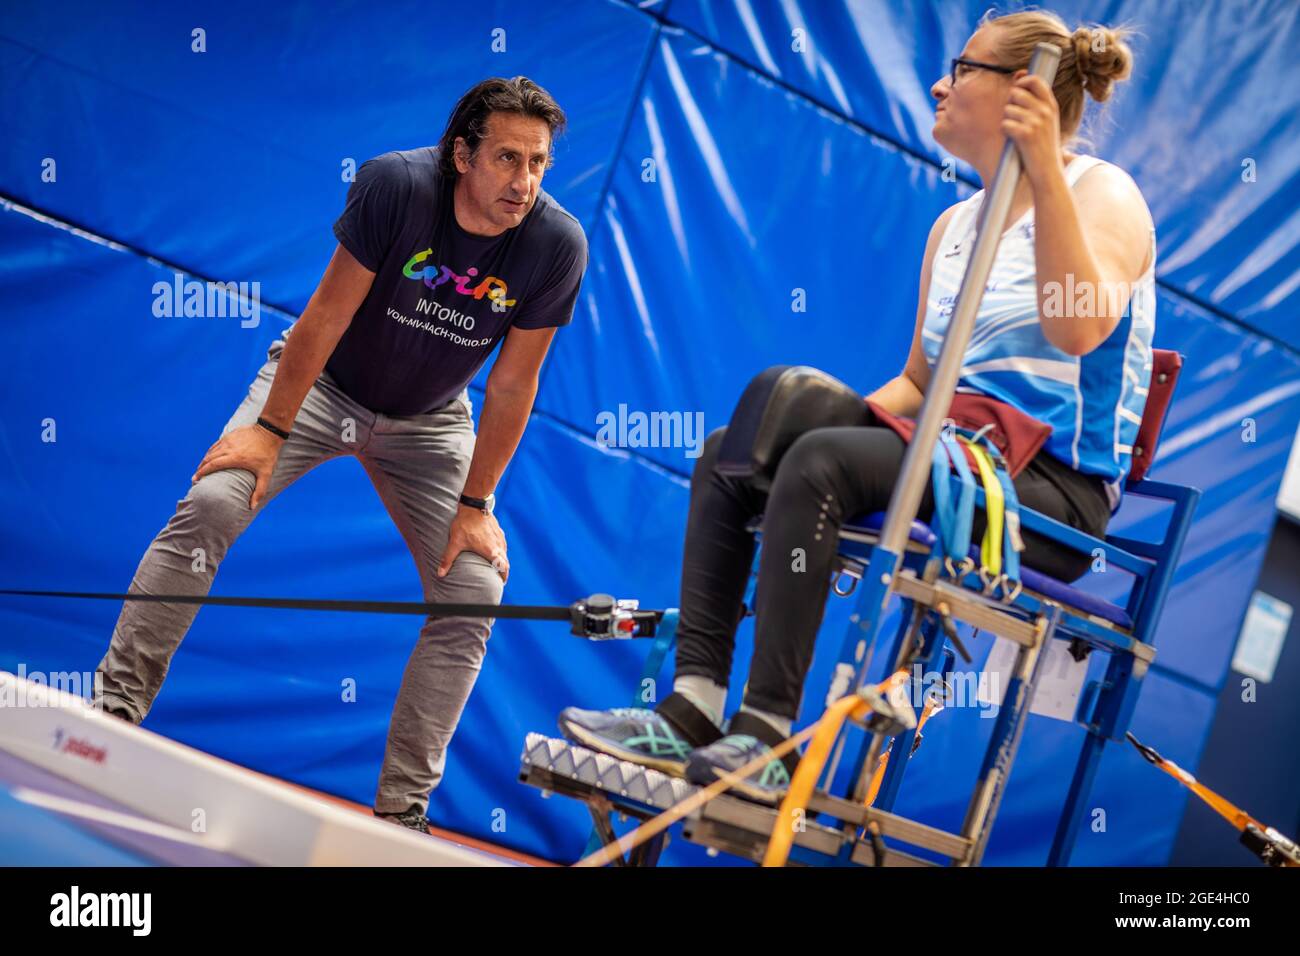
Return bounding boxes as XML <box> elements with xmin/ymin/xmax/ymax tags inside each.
<box><xmin>863</xmin><ymin>694</ymin><xmax>943</xmax><ymax>808</ymax></box>
<box><xmin>1128</xmin><ymin>732</ymin><xmax>1298</xmax><ymax>867</ymax></box>
<box><xmin>574</xmin><ymin>722</ymin><xmax>820</xmax><ymax>867</ymax></box>
<box><xmin>1151</xmin><ymin>750</ymin><xmax>1260</xmax><ymax>832</ymax></box>
<box><xmin>576</xmin><ymin>671</ymin><xmax>944</xmax><ymax>868</ymax></box>
<box><xmin>764</xmin><ymin>670</ymin><xmax>910</xmax><ymax>867</ymax></box>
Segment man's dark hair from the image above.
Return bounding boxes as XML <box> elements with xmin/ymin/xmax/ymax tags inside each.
<box><xmin>437</xmin><ymin>76</ymin><xmax>567</xmax><ymax>179</ymax></box>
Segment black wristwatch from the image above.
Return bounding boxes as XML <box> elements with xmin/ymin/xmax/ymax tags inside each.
<box><xmin>459</xmin><ymin>492</ymin><xmax>496</xmax><ymax>516</ymax></box>
<box><xmin>256</xmin><ymin>417</ymin><xmax>291</xmax><ymax>441</ymax></box>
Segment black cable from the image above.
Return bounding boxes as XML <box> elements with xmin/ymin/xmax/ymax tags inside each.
<box><xmin>0</xmin><ymin>588</ymin><xmax>585</xmax><ymax>622</ymax></box>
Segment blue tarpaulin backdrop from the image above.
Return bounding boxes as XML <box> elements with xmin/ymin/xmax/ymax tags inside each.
<box><xmin>2</xmin><ymin>0</ymin><xmax>1298</xmax><ymax>865</ymax></box>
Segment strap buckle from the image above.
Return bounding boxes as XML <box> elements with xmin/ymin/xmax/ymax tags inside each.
<box><xmin>979</xmin><ymin>566</ymin><xmax>998</xmax><ymax>595</ymax></box>
<box><xmin>944</xmin><ymin>555</ymin><xmax>976</xmax><ymax>581</ymax></box>
<box><xmin>988</xmin><ymin>573</ymin><xmax>1023</xmax><ymax>603</ymax></box>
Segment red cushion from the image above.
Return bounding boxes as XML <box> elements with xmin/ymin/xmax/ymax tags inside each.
<box><xmin>1130</xmin><ymin>349</ymin><xmax>1182</xmax><ymax>482</ymax></box>
<box><xmin>866</xmin><ymin>393</ymin><xmax>1052</xmax><ymax>480</ymax></box>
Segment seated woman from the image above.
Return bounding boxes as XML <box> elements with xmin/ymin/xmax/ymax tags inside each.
<box><xmin>560</xmin><ymin>10</ymin><xmax>1155</xmax><ymax>803</ymax></box>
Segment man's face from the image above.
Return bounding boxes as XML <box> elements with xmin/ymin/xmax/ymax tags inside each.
<box><xmin>453</xmin><ymin>112</ymin><xmax>551</xmax><ymax>235</ymax></box>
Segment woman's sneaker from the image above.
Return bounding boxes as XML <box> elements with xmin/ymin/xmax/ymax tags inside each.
<box><xmin>685</xmin><ymin>711</ymin><xmax>801</xmax><ymax>804</ymax></box>
<box><xmin>557</xmin><ymin>692</ymin><xmax>723</xmax><ymax>777</ymax></box>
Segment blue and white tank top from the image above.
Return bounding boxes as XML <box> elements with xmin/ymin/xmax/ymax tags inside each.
<box><xmin>921</xmin><ymin>155</ymin><xmax>1156</xmax><ymax>514</ymax></box>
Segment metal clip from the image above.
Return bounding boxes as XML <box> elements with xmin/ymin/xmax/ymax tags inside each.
<box><xmin>832</xmin><ymin>561</ymin><xmax>862</xmax><ymax>597</ymax></box>
<box><xmin>979</xmin><ymin>567</ymin><xmax>997</xmax><ymax>595</ymax></box>
<box><xmin>854</xmin><ymin>681</ymin><xmax>918</xmax><ymax>737</ymax></box>
<box><xmin>944</xmin><ymin>555</ymin><xmax>977</xmax><ymax>582</ymax></box>
<box><xmin>935</xmin><ymin>602</ymin><xmax>973</xmax><ymax>664</ymax></box>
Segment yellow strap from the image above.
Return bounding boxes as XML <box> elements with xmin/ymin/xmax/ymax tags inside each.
<box><xmin>961</xmin><ymin>438</ymin><xmax>1004</xmax><ymax>578</ymax></box>
<box><xmin>764</xmin><ymin>670</ymin><xmax>909</xmax><ymax>868</ymax></box>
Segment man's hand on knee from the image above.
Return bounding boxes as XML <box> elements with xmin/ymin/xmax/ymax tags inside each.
<box><xmin>192</xmin><ymin>424</ymin><xmax>284</xmax><ymax>509</ymax></box>
<box><xmin>437</xmin><ymin>507</ymin><xmax>509</xmax><ymax>584</ymax></box>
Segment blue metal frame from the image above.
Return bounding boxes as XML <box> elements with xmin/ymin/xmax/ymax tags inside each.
<box><xmin>672</xmin><ymin>471</ymin><xmax>1200</xmax><ymax>866</ymax></box>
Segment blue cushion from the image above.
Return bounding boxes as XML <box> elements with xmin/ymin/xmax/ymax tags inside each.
<box><xmin>847</xmin><ymin>511</ymin><xmax>1133</xmax><ymax>630</ymax></box>
<box><xmin>1016</xmin><ymin>565</ymin><xmax>1133</xmax><ymax>629</ymax></box>
<box><xmin>843</xmin><ymin>512</ymin><xmax>937</xmax><ymax>549</ymax></box>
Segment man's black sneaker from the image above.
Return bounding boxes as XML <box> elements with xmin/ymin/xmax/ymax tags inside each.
<box><xmin>377</xmin><ymin>805</ymin><xmax>429</xmax><ymax>833</ymax></box>
<box><xmin>95</xmin><ymin>699</ymin><xmax>138</xmax><ymax>724</ymax></box>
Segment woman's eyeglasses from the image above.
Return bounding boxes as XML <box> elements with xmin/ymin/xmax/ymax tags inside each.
<box><xmin>950</xmin><ymin>57</ymin><xmax>1015</xmax><ymax>86</ymax></box>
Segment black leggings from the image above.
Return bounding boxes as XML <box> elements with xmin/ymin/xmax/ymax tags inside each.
<box><xmin>673</xmin><ymin>416</ymin><xmax>1112</xmax><ymax>721</ymax></box>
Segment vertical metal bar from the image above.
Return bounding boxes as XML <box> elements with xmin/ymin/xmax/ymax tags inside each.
<box><xmin>586</xmin><ymin>800</ymin><xmax>627</xmax><ymax>867</ymax></box>
<box><xmin>876</xmin><ymin>43</ymin><xmax>1062</xmax><ymax>561</ymax></box>
<box><xmin>1047</xmin><ymin>731</ymin><xmax>1107</xmax><ymax>866</ymax></box>
<box><xmin>958</xmin><ymin>603</ymin><xmax>1063</xmax><ymax>865</ymax></box>
<box><xmin>868</xmin><ymin>614</ymin><xmax>945</xmax><ymax>812</ymax></box>
<box><xmin>1130</xmin><ymin>484</ymin><xmax>1201</xmax><ymax>642</ymax></box>
<box><xmin>628</xmin><ymin>832</ymin><xmax>668</xmax><ymax>867</ymax></box>
<box><xmin>847</xmin><ymin>600</ymin><xmax>931</xmax><ymax>804</ymax></box>
<box><xmin>847</xmin><ymin>556</ymin><xmax>943</xmax><ymax>804</ymax></box>
<box><xmin>848</xmin><ymin>604</ymin><xmax>928</xmax><ymax>804</ymax></box>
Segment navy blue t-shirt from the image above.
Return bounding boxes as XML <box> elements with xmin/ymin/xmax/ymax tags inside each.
<box><xmin>327</xmin><ymin>147</ymin><xmax>587</xmax><ymax>415</ymax></box>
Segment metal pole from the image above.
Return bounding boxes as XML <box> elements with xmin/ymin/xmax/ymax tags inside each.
<box><xmin>876</xmin><ymin>43</ymin><xmax>1062</xmax><ymax>559</ymax></box>
<box><xmin>958</xmin><ymin>603</ymin><xmax>1062</xmax><ymax>865</ymax></box>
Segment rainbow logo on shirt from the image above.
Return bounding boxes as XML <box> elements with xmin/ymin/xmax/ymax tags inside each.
<box><xmin>401</xmin><ymin>248</ymin><xmax>516</xmax><ymax>309</ymax></box>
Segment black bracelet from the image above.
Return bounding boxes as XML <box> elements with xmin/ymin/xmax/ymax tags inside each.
<box><xmin>256</xmin><ymin>417</ymin><xmax>291</xmax><ymax>441</ymax></box>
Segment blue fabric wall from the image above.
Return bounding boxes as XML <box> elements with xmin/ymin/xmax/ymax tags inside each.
<box><xmin>2</xmin><ymin>0</ymin><xmax>1298</xmax><ymax>865</ymax></box>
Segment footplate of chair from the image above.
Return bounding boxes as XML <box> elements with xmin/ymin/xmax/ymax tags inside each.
<box><xmin>682</xmin><ymin>794</ymin><xmax>944</xmax><ymax>866</ymax></box>
<box><xmin>519</xmin><ymin>734</ymin><xmax>965</xmax><ymax>866</ymax></box>
<box><xmin>518</xmin><ymin>733</ymin><xmax>694</xmax><ymax>816</ymax></box>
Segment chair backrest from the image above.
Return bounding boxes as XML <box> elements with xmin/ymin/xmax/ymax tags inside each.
<box><xmin>1128</xmin><ymin>349</ymin><xmax>1182</xmax><ymax>482</ymax></box>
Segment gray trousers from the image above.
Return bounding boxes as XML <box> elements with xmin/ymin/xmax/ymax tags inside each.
<box><xmin>94</xmin><ymin>335</ymin><xmax>503</xmax><ymax>815</ymax></box>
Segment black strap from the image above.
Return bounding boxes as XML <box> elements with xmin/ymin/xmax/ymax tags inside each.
<box><xmin>656</xmin><ymin>692</ymin><xmax>724</xmax><ymax>748</ymax></box>
<box><xmin>728</xmin><ymin>710</ymin><xmax>802</xmax><ymax>776</ymax></box>
<box><xmin>0</xmin><ymin>588</ymin><xmax>570</xmax><ymax>622</ymax></box>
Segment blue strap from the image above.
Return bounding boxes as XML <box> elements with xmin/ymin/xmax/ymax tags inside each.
<box><xmin>929</xmin><ymin>433</ymin><xmax>977</xmax><ymax>571</ymax></box>
<box><xmin>943</xmin><ymin>433</ymin><xmax>978</xmax><ymax>566</ymax></box>
<box><xmin>633</xmin><ymin>610</ymin><xmax>678</xmax><ymax>706</ymax></box>
<box><xmin>930</xmin><ymin>441</ymin><xmax>958</xmax><ymax>562</ymax></box>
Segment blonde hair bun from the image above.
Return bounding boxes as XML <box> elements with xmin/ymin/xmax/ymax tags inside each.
<box><xmin>1072</xmin><ymin>24</ymin><xmax>1133</xmax><ymax>103</ymax></box>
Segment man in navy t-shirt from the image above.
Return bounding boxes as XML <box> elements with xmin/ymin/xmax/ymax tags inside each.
<box><xmin>327</xmin><ymin>132</ymin><xmax>586</xmax><ymax>417</ymax></box>
<box><xmin>95</xmin><ymin>77</ymin><xmax>587</xmax><ymax>833</ymax></box>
